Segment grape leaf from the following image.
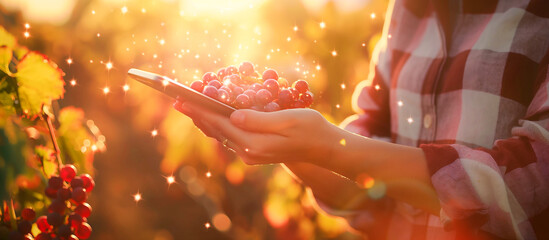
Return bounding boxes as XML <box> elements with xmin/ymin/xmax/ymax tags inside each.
<box><xmin>35</xmin><ymin>145</ymin><xmax>57</xmax><ymax>176</ymax></box>
<box><xmin>14</xmin><ymin>52</ymin><xmax>65</xmax><ymax>117</ymax></box>
<box><xmin>57</xmin><ymin>107</ymin><xmax>100</xmax><ymax>174</ymax></box>
<box><xmin>0</xmin><ymin>46</ymin><xmax>12</xmax><ymax>76</ymax></box>
<box><xmin>0</xmin><ymin>26</ymin><xmax>16</xmax><ymax>48</ymax></box>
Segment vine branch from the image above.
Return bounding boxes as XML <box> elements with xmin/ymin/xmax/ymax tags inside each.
<box><xmin>43</xmin><ymin>111</ymin><xmax>63</xmax><ymax>173</ymax></box>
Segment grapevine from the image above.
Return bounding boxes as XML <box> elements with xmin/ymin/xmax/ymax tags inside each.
<box><xmin>0</xmin><ymin>26</ymin><xmax>104</xmax><ymax>239</ymax></box>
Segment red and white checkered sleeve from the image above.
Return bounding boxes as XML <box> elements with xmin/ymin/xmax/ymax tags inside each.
<box><xmin>340</xmin><ymin>30</ymin><xmax>392</xmax><ymax>139</ymax></box>
<box><xmin>419</xmin><ymin>61</ymin><xmax>549</xmax><ymax>239</ymax></box>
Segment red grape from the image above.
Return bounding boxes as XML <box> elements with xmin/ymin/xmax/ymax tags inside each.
<box><xmin>262</xmin><ymin>69</ymin><xmax>278</xmax><ymax>81</ymax></box>
<box><xmin>45</xmin><ymin>187</ymin><xmax>58</xmax><ymax>199</ymax></box>
<box><xmin>48</xmin><ymin>176</ymin><xmax>63</xmax><ymax>190</ymax></box>
<box><xmin>80</xmin><ymin>174</ymin><xmax>95</xmax><ymax>192</ymax></box>
<box><xmin>232</xmin><ymin>86</ymin><xmax>244</xmax><ymax>97</ymax></box>
<box><xmin>300</xmin><ymin>91</ymin><xmax>314</xmax><ymax>106</ymax></box>
<box><xmin>60</xmin><ymin>165</ymin><xmax>77</xmax><ymax>182</ymax></box>
<box><xmin>250</xmin><ymin>83</ymin><xmax>263</xmax><ymax>92</ymax></box>
<box><xmin>68</xmin><ymin>213</ymin><xmax>85</xmax><ymax>228</ymax></box>
<box><xmin>47</xmin><ymin>212</ymin><xmax>62</xmax><ymax>227</ymax></box>
<box><xmin>202</xmin><ymin>86</ymin><xmax>219</xmax><ymax>100</ymax></box>
<box><xmin>75</xmin><ymin>222</ymin><xmax>92</xmax><ymax>239</ymax></box>
<box><xmin>37</xmin><ymin>216</ymin><xmax>51</xmax><ymax>232</ymax></box>
<box><xmin>235</xmin><ymin>94</ymin><xmax>252</xmax><ymax>109</ymax></box>
<box><xmin>293</xmin><ymin>100</ymin><xmax>307</xmax><ymax>108</ymax></box>
<box><xmin>57</xmin><ymin>187</ymin><xmax>71</xmax><ymax>201</ymax></box>
<box><xmin>219</xmin><ymin>86</ymin><xmax>233</xmax><ymax>96</ymax></box>
<box><xmin>48</xmin><ymin>199</ymin><xmax>67</xmax><ymax>214</ymax></box>
<box><xmin>225</xmin><ymin>65</ymin><xmax>238</xmax><ymax>75</ymax></box>
<box><xmin>278</xmin><ymin>78</ymin><xmax>289</xmax><ymax>88</ymax></box>
<box><xmin>255</xmin><ymin>89</ymin><xmax>273</xmax><ymax>105</ymax></box>
<box><xmin>17</xmin><ymin>220</ymin><xmax>32</xmax><ymax>234</ymax></box>
<box><xmin>227</xmin><ymin>74</ymin><xmax>242</xmax><ymax>85</ymax></box>
<box><xmin>75</xmin><ymin>203</ymin><xmax>92</xmax><ymax>218</ymax></box>
<box><xmin>263</xmin><ymin>79</ymin><xmax>280</xmax><ymax>96</ymax></box>
<box><xmin>57</xmin><ymin>225</ymin><xmax>72</xmax><ymax>238</ymax></box>
<box><xmin>293</xmin><ymin>80</ymin><xmax>309</xmax><ymax>93</ymax></box>
<box><xmin>239</xmin><ymin>62</ymin><xmax>255</xmax><ymax>76</ymax></box>
<box><xmin>35</xmin><ymin>233</ymin><xmax>52</xmax><ymax>240</ymax></box>
<box><xmin>190</xmin><ymin>80</ymin><xmax>204</xmax><ymax>92</ymax></box>
<box><xmin>21</xmin><ymin>208</ymin><xmax>35</xmax><ymax>221</ymax></box>
<box><xmin>218</xmin><ymin>89</ymin><xmax>232</xmax><ymax>104</ymax></box>
<box><xmin>207</xmin><ymin>80</ymin><xmax>222</xmax><ymax>89</ymax></box>
<box><xmin>71</xmin><ymin>187</ymin><xmax>87</xmax><ymax>204</ymax></box>
<box><xmin>201</xmin><ymin>72</ymin><xmax>217</xmax><ymax>83</ymax></box>
<box><xmin>68</xmin><ymin>235</ymin><xmax>79</xmax><ymax>240</ymax></box>
<box><xmin>71</xmin><ymin>177</ymin><xmax>84</xmax><ymax>189</ymax></box>
<box><xmin>289</xmin><ymin>88</ymin><xmax>300</xmax><ymax>100</ymax></box>
<box><xmin>278</xmin><ymin>89</ymin><xmax>294</xmax><ymax>108</ymax></box>
<box><xmin>243</xmin><ymin>90</ymin><xmax>256</xmax><ymax>104</ymax></box>
<box><xmin>216</xmin><ymin>68</ymin><xmax>227</xmax><ymax>81</ymax></box>
<box><xmin>264</xmin><ymin>102</ymin><xmax>280</xmax><ymax>112</ymax></box>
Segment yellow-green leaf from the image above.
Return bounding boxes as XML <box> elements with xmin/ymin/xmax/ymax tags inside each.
<box><xmin>57</xmin><ymin>107</ymin><xmax>100</xmax><ymax>174</ymax></box>
<box><xmin>0</xmin><ymin>46</ymin><xmax>12</xmax><ymax>76</ymax></box>
<box><xmin>0</xmin><ymin>92</ymin><xmax>16</xmax><ymax>115</ymax></box>
<box><xmin>0</xmin><ymin>26</ymin><xmax>16</xmax><ymax>48</ymax></box>
<box><xmin>14</xmin><ymin>52</ymin><xmax>65</xmax><ymax>117</ymax></box>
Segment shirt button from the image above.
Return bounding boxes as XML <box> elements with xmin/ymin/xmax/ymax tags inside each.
<box><xmin>423</xmin><ymin>114</ymin><xmax>432</xmax><ymax>128</ymax></box>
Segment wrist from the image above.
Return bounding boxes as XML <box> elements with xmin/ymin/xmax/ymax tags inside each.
<box><xmin>315</xmin><ymin>124</ymin><xmax>349</xmax><ymax>166</ymax></box>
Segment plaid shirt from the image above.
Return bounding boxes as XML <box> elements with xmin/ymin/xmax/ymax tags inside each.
<box><xmin>335</xmin><ymin>0</ymin><xmax>549</xmax><ymax>239</ymax></box>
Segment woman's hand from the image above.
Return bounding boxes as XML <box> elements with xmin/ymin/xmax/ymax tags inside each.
<box><xmin>173</xmin><ymin>100</ymin><xmax>342</xmax><ymax>165</ymax></box>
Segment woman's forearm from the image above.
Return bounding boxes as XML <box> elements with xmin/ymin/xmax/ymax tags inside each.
<box><xmin>315</xmin><ymin>127</ymin><xmax>441</xmax><ymax>214</ymax></box>
<box><xmin>282</xmin><ymin>162</ymin><xmax>371</xmax><ymax>211</ymax></box>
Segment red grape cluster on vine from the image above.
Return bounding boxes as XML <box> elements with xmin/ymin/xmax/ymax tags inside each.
<box><xmin>190</xmin><ymin>61</ymin><xmax>314</xmax><ymax>112</ymax></box>
<box><xmin>8</xmin><ymin>165</ymin><xmax>95</xmax><ymax>240</ymax></box>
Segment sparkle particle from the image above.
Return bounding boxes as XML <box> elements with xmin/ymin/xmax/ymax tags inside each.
<box><xmin>166</xmin><ymin>176</ymin><xmax>175</xmax><ymax>185</ymax></box>
<box><xmin>133</xmin><ymin>192</ymin><xmax>142</xmax><ymax>202</ymax></box>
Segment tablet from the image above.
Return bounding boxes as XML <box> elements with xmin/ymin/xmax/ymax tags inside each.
<box><xmin>128</xmin><ymin>68</ymin><xmax>236</xmax><ymax>117</ymax></box>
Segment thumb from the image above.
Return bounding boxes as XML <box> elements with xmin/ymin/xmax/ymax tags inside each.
<box><xmin>230</xmin><ymin>109</ymin><xmax>297</xmax><ymax>133</ymax></box>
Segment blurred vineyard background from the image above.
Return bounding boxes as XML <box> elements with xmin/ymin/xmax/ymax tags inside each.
<box><xmin>0</xmin><ymin>0</ymin><xmax>388</xmax><ymax>239</ymax></box>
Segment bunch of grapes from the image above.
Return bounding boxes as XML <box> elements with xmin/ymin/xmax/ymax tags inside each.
<box><xmin>189</xmin><ymin>62</ymin><xmax>314</xmax><ymax>112</ymax></box>
<box><xmin>8</xmin><ymin>164</ymin><xmax>95</xmax><ymax>240</ymax></box>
